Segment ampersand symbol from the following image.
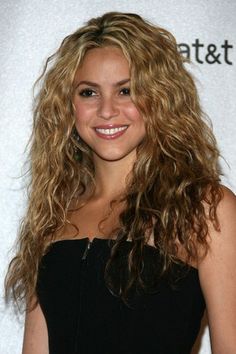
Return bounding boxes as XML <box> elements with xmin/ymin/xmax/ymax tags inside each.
<box><xmin>206</xmin><ymin>44</ymin><xmax>221</xmax><ymax>64</ymax></box>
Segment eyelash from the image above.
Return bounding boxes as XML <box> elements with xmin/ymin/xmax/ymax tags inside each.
<box><xmin>78</xmin><ymin>87</ymin><xmax>130</xmax><ymax>97</ymax></box>
<box><xmin>120</xmin><ymin>87</ymin><xmax>130</xmax><ymax>95</ymax></box>
<box><xmin>79</xmin><ymin>89</ymin><xmax>95</xmax><ymax>97</ymax></box>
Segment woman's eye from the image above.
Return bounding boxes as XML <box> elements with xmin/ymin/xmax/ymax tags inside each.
<box><xmin>120</xmin><ymin>87</ymin><xmax>130</xmax><ymax>95</ymax></box>
<box><xmin>79</xmin><ymin>89</ymin><xmax>96</xmax><ymax>97</ymax></box>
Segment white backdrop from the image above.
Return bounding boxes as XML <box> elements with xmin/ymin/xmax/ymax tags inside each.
<box><xmin>0</xmin><ymin>0</ymin><xmax>235</xmax><ymax>353</ymax></box>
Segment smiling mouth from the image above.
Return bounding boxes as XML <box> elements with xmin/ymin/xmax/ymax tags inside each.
<box><xmin>95</xmin><ymin>126</ymin><xmax>128</xmax><ymax>135</ymax></box>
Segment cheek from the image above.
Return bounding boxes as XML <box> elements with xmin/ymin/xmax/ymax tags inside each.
<box><xmin>134</xmin><ymin>111</ymin><xmax>146</xmax><ymax>135</ymax></box>
<box><xmin>132</xmin><ymin>110</ymin><xmax>145</xmax><ymax>129</ymax></box>
<box><xmin>73</xmin><ymin>105</ymin><xmax>84</xmax><ymax>134</ymax></box>
<box><xmin>74</xmin><ymin>101</ymin><xmax>96</xmax><ymax>121</ymax></box>
<box><xmin>125</xmin><ymin>104</ymin><xmax>143</xmax><ymax>122</ymax></box>
<box><xmin>74</xmin><ymin>103</ymin><xmax>83</xmax><ymax>119</ymax></box>
<box><xmin>73</xmin><ymin>105</ymin><xmax>89</xmax><ymax>128</ymax></box>
<box><xmin>73</xmin><ymin>104</ymin><xmax>95</xmax><ymax>138</ymax></box>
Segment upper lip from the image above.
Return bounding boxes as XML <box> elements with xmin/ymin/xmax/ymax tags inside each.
<box><xmin>94</xmin><ymin>124</ymin><xmax>128</xmax><ymax>129</ymax></box>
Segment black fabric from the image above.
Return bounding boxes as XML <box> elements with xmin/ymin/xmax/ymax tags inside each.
<box><xmin>36</xmin><ymin>238</ymin><xmax>205</xmax><ymax>354</ymax></box>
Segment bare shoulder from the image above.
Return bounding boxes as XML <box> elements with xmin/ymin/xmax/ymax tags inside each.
<box><xmin>22</xmin><ymin>295</ymin><xmax>49</xmax><ymax>354</ymax></box>
<box><xmin>210</xmin><ymin>184</ymin><xmax>235</xmax><ymax>232</ymax></box>
<box><xmin>198</xmin><ymin>185</ymin><xmax>236</xmax><ymax>353</ymax></box>
<box><xmin>215</xmin><ymin>185</ymin><xmax>236</xmax><ymax>226</ymax></box>
<box><xmin>199</xmin><ymin>184</ymin><xmax>236</xmax><ymax>271</ymax></box>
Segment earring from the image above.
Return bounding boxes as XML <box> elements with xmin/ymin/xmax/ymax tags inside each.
<box><xmin>72</xmin><ymin>130</ymin><xmax>82</xmax><ymax>162</ymax></box>
<box><xmin>73</xmin><ymin>130</ymin><xmax>80</xmax><ymax>142</ymax></box>
<box><xmin>74</xmin><ymin>150</ymin><xmax>82</xmax><ymax>162</ymax></box>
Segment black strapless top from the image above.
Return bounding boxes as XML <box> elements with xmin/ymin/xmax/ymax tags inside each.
<box><xmin>36</xmin><ymin>237</ymin><xmax>205</xmax><ymax>354</ymax></box>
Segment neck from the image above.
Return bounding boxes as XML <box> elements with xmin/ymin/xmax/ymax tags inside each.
<box><xmin>91</xmin><ymin>152</ymin><xmax>136</xmax><ymax>200</ymax></box>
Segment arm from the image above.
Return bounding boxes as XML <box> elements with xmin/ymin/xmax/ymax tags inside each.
<box><xmin>22</xmin><ymin>296</ymin><xmax>49</xmax><ymax>354</ymax></box>
<box><xmin>199</xmin><ymin>186</ymin><xmax>236</xmax><ymax>354</ymax></box>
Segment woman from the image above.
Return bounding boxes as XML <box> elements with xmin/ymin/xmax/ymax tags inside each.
<box><xmin>5</xmin><ymin>11</ymin><xmax>236</xmax><ymax>354</ymax></box>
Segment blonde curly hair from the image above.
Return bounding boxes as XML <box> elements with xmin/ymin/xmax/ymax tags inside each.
<box><xmin>5</xmin><ymin>12</ymin><xmax>222</xmax><ymax>310</ymax></box>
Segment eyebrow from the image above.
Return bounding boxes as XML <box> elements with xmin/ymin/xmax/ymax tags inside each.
<box><xmin>75</xmin><ymin>78</ymin><xmax>130</xmax><ymax>88</ymax></box>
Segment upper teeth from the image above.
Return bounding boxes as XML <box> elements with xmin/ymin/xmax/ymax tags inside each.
<box><xmin>95</xmin><ymin>126</ymin><xmax>128</xmax><ymax>135</ymax></box>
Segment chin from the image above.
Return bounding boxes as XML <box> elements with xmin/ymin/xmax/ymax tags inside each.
<box><xmin>96</xmin><ymin>154</ymin><xmax>127</xmax><ymax>162</ymax></box>
<box><xmin>93</xmin><ymin>149</ymin><xmax>134</xmax><ymax>162</ymax></box>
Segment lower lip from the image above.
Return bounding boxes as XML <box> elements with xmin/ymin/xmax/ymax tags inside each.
<box><xmin>94</xmin><ymin>127</ymin><xmax>128</xmax><ymax>140</ymax></box>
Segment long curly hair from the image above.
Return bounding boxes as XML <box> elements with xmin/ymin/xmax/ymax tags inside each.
<box><xmin>5</xmin><ymin>12</ymin><xmax>222</xmax><ymax>311</ymax></box>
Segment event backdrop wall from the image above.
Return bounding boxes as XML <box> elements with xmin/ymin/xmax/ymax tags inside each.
<box><xmin>0</xmin><ymin>0</ymin><xmax>235</xmax><ymax>353</ymax></box>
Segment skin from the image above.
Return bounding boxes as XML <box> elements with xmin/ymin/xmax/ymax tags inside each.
<box><xmin>22</xmin><ymin>46</ymin><xmax>236</xmax><ymax>353</ymax></box>
<box><xmin>22</xmin><ymin>298</ymin><xmax>49</xmax><ymax>354</ymax></box>
<box><xmin>73</xmin><ymin>46</ymin><xmax>146</xmax><ymax>199</ymax></box>
<box><xmin>198</xmin><ymin>187</ymin><xmax>236</xmax><ymax>353</ymax></box>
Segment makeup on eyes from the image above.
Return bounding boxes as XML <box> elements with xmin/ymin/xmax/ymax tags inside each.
<box><xmin>79</xmin><ymin>89</ymin><xmax>96</xmax><ymax>97</ymax></box>
<box><xmin>78</xmin><ymin>86</ymin><xmax>131</xmax><ymax>98</ymax></box>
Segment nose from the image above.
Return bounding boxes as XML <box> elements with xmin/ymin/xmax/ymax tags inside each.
<box><xmin>97</xmin><ymin>96</ymin><xmax>119</xmax><ymax>120</ymax></box>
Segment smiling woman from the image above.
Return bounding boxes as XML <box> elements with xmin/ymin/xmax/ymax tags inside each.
<box><xmin>4</xmin><ymin>11</ymin><xmax>236</xmax><ymax>354</ymax></box>
<box><xmin>73</xmin><ymin>46</ymin><xmax>145</xmax><ymax>163</ymax></box>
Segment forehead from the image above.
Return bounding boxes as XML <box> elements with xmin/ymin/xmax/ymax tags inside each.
<box><xmin>74</xmin><ymin>46</ymin><xmax>130</xmax><ymax>83</ymax></box>
<box><xmin>83</xmin><ymin>46</ymin><xmax>127</xmax><ymax>64</ymax></box>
